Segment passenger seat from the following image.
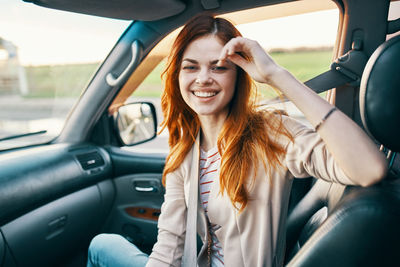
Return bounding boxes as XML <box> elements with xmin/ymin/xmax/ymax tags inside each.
<box><xmin>285</xmin><ymin>34</ymin><xmax>400</xmax><ymax>267</ymax></box>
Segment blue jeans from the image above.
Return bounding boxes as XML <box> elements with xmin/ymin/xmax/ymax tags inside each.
<box><xmin>87</xmin><ymin>234</ymin><xmax>149</xmax><ymax>267</ymax></box>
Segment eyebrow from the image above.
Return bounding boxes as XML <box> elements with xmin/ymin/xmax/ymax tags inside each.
<box><xmin>182</xmin><ymin>58</ymin><xmax>220</xmax><ymax>65</ymax></box>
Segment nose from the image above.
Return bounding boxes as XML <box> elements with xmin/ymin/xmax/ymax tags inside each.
<box><xmin>196</xmin><ymin>69</ymin><xmax>212</xmax><ymax>85</ymax></box>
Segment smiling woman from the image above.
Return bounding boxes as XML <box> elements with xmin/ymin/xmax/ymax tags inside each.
<box><xmin>87</xmin><ymin>8</ymin><xmax>390</xmax><ymax>267</ymax></box>
<box><xmin>0</xmin><ymin>1</ymin><xmax>397</xmax><ymax>267</ymax></box>
<box><xmin>178</xmin><ymin>36</ymin><xmax>238</xmax><ymax>122</ymax></box>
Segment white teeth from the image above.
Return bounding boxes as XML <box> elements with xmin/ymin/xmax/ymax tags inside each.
<box><xmin>193</xmin><ymin>91</ymin><xmax>217</xmax><ymax>97</ymax></box>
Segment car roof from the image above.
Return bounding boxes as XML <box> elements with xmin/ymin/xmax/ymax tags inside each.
<box><xmin>25</xmin><ymin>0</ymin><xmax>335</xmax><ymax>21</ymax></box>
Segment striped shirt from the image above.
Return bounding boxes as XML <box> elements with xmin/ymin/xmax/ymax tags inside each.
<box><xmin>199</xmin><ymin>147</ymin><xmax>224</xmax><ymax>267</ymax></box>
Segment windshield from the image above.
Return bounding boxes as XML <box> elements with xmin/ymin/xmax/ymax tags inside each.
<box><xmin>0</xmin><ymin>0</ymin><xmax>130</xmax><ymax>150</ymax></box>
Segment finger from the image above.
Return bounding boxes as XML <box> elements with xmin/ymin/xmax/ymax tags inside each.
<box><xmin>227</xmin><ymin>53</ymin><xmax>265</xmax><ymax>83</ymax></box>
<box><xmin>226</xmin><ymin>53</ymin><xmax>249</xmax><ymax>70</ymax></box>
<box><xmin>218</xmin><ymin>47</ymin><xmax>230</xmax><ymax>63</ymax></box>
<box><xmin>225</xmin><ymin>38</ymin><xmax>245</xmax><ymax>55</ymax></box>
<box><xmin>219</xmin><ymin>37</ymin><xmax>243</xmax><ymax>60</ymax></box>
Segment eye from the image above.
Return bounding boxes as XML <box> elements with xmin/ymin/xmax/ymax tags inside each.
<box><xmin>212</xmin><ymin>66</ymin><xmax>228</xmax><ymax>72</ymax></box>
<box><xmin>182</xmin><ymin>65</ymin><xmax>197</xmax><ymax>70</ymax></box>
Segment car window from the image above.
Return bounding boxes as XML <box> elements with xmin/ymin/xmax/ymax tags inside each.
<box><xmin>236</xmin><ymin>6</ymin><xmax>338</xmax><ymax>126</ymax></box>
<box><xmin>123</xmin><ymin>59</ymin><xmax>170</xmax><ymax>153</ymax></box>
<box><xmin>0</xmin><ymin>0</ymin><xmax>130</xmax><ymax>150</ymax></box>
<box><xmin>129</xmin><ymin>0</ymin><xmax>338</xmax><ymax>152</ymax></box>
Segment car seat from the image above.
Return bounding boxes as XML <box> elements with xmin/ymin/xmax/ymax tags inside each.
<box><xmin>285</xmin><ymin>34</ymin><xmax>400</xmax><ymax>267</ymax></box>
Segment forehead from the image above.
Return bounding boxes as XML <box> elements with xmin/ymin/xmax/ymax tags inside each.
<box><xmin>182</xmin><ymin>35</ymin><xmax>225</xmax><ymax>60</ymax></box>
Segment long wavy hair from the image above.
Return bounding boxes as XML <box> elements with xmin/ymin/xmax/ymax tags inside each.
<box><xmin>160</xmin><ymin>14</ymin><xmax>293</xmax><ymax>211</ymax></box>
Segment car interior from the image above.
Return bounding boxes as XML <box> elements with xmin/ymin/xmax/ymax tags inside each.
<box><xmin>0</xmin><ymin>0</ymin><xmax>399</xmax><ymax>266</ymax></box>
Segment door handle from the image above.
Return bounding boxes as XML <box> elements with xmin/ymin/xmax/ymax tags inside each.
<box><xmin>132</xmin><ymin>179</ymin><xmax>162</xmax><ymax>193</ymax></box>
<box><xmin>106</xmin><ymin>40</ymin><xmax>142</xmax><ymax>87</ymax></box>
<box><xmin>134</xmin><ymin>186</ymin><xmax>156</xmax><ymax>192</ymax></box>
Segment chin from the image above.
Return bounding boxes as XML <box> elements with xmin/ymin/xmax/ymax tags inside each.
<box><xmin>195</xmin><ymin>110</ymin><xmax>215</xmax><ymax>116</ymax></box>
<box><xmin>195</xmin><ymin>108</ymin><xmax>227</xmax><ymax>118</ymax></box>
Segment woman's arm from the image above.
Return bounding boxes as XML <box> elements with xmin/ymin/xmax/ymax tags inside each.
<box><xmin>219</xmin><ymin>37</ymin><xmax>388</xmax><ymax>186</ymax></box>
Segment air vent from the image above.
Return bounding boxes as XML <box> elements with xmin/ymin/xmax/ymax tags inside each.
<box><xmin>76</xmin><ymin>151</ymin><xmax>105</xmax><ymax>170</ymax></box>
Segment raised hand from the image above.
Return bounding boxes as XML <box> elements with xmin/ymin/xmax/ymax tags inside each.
<box><xmin>218</xmin><ymin>37</ymin><xmax>283</xmax><ymax>84</ymax></box>
<box><xmin>219</xmin><ymin>37</ymin><xmax>387</xmax><ymax>187</ymax></box>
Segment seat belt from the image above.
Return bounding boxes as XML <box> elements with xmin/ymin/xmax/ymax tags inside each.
<box><xmin>260</xmin><ymin>44</ymin><xmax>368</xmax><ymax>106</ymax></box>
<box><xmin>300</xmin><ymin>41</ymin><xmax>368</xmax><ymax>95</ymax></box>
<box><xmin>304</xmin><ymin>66</ymin><xmax>354</xmax><ymax>94</ymax></box>
<box><xmin>182</xmin><ymin>134</ymin><xmax>200</xmax><ymax>267</ymax></box>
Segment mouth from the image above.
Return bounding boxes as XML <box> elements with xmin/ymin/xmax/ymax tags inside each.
<box><xmin>192</xmin><ymin>91</ymin><xmax>218</xmax><ymax>98</ymax></box>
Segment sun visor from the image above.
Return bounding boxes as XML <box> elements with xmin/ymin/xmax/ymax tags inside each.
<box><xmin>24</xmin><ymin>0</ymin><xmax>186</xmax><ymax>21</ymax></box>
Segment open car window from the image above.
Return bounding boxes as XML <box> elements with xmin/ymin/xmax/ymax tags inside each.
<box><xmin>0</xmin><ymin>0</ymin><xmax>130</xmax><ymax>151</ymax></box>
<box><xmin>236</xmin><ymin>6</ymin><xmax>338</xmax><ymax>126</ymax></box>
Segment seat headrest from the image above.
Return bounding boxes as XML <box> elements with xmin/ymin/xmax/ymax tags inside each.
<box><xmin>360</xmin><ymin>35</ymin><xmax>400</xmax><ymax>152</ymax></box>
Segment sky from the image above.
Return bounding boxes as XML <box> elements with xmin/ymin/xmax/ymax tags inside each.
<box><xmin>0</xmin><ymin>0</ymin><xmax>130</xmax><ymax>65</ymax></box>
<box><xmin>237</xmin><ymin>10</ymin><xmax>338</xmax><ymax>50</ymax></box>
<box><xmin>7</xmin><ymin>0</ymin><xmax>399</xmax><ymax>66</ymax></box>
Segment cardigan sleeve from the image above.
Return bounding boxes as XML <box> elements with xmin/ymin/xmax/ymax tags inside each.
<box><xmin>146</xmin><ymin>169</ymin><xmax>187</xmax><ymax>267</ymax></box>
<box><xmin>282</xmin><ymin>115</ymin><xmax>356</xmax><ymax>185</ymax></box>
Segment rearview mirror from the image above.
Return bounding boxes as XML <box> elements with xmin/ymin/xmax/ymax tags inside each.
<box><xmin>114</xmin><ymin>102</ymin><xmax>157</xmax><ymax>146</ymax></box>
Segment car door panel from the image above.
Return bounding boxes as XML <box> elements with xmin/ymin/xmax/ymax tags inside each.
<box><xmin>0</xmin><ymin>232</ymin><xmax>5</xmax><ymax>266</ymax></box>
<box><xmin>0</xmin><ymin>231</ymin><xmax>17</xmax><ymax>267</ymax></box>
<box><xmin>108</xmin><ymin>146</ymin><xmax>165</xmax><ymax>176</ymax></box>
<box><xmin>2</xmin><ymin>184</ymin><xmax>104</xmax><ymax>267</ymax></box>
<box><xmin>105</xmin><ymin>148</ymin><xmax>166</xmax><ymax>253</ymax></box>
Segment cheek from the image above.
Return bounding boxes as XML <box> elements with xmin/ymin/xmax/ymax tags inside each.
<box><xmin>178</xmin><ymin>72</ymin><xmax>196</xmax><ymax>94</ymax></box>
<box><xmin>224</xmin><ymin>72</ymin><xmax>237</xmax><ymax>95</ymax></box>
<box><xmin>178</xmin><ymin>73</ymin><xmax>191</xmax><ymax>103</ymax></box>
<box><xmin>178</xmin><ymin>72</ymin><xmax>183</xmax><ymax>93</ymax></box>
<box><xmin>178</xmin><ymin>71</ymin><xmax>188</xmax><ymax>89</ymax></box>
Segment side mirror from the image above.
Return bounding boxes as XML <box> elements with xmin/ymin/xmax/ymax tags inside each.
<box><xmin>114</xmin><ymin>102</ymin><xmax>157</xmax><ymax>146</ymax></box>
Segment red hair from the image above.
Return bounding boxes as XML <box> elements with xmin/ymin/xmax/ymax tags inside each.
<box><xmin>160</xmin><ymin>14</ymin><xmax>292</xmax><ymax>211</ymax></box>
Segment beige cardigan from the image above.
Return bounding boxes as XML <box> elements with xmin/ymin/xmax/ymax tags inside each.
<box><xmin>146</xmin><ymin>116</ymin><xmax>355</xmax><ymax>267</ymax></box>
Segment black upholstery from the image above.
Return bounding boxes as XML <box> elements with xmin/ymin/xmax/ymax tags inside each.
<box><xmin>285</xmin><ymin>35</ymin><xmax>400</xmax><ymax>266</ymax></box>
<box><xmin>360</xmin><ymin>34</ymin><xmax>400</xmax><ymax>152</ymax></box>
<box><xmin>287</xmin><ymin>180</ymin><xmax>400</xmax><ymax>267</ymax></box>
<box><xmin>285</xmin><ymin>179</ymin><xmax>340</xmax><ymax>261</ymax></box>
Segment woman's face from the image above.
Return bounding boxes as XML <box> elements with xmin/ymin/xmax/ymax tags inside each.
<box><xmin>178</xmin><ymin>35</ymin><xmax>237</xmax><ymax>120</ymax></box>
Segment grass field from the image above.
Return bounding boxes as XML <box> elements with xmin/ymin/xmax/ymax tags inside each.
<box><xmin>23</xmin><ymin>49</ymin><xmax>333</xmax><ymax>99</ymax></box>
<box><xmin>255</xmin><ymin>49</ymin><xmax>333</xmax><ymax>100</ymax></box>
<box><xmin>24</xmin><ymin>63</ymin><xmax>99</xmax><ymax>98</ymax></box>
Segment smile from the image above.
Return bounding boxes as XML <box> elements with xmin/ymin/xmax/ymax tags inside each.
<box><xmin>193</xmin><ymin>91</ymin><xmax>218</xmax><ymax>98</ymax></box>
